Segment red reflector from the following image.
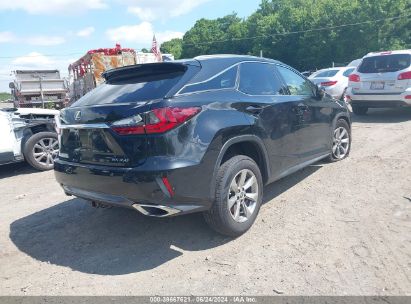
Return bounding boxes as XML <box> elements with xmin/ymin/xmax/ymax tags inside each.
<box><xmin>349</xmin><ymin>74</ymin><xmax>360</xmax><ymax>82</ymax></box>
<box><xmin>405</xmin><ymin>95</ymin><xmax>411</xmax><ymax>100</ymax></box>
<box><xmin>320</xmin><ymin>81</ymin><xmax>338</xmax><ymax>86</ymax></box>
<box><xmin>161</xmin><ymin>176</ymin><xmax>174</xmax><ymax>197</ymax></box>
<box><xmin>398</xmin><ymin>71</ymin><xmax>411</xmax><ymax>80</ymax></box>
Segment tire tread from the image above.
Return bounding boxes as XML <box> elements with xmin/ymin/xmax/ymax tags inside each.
<box><xmin>23</xmin><ymin>131</ymin><xmax>57</xmax><ymax>171</ymax></box>
<box><xmin>204</xmin><ymin>155</ymin><xmax>262</xmax><ymax>237</ymax></box>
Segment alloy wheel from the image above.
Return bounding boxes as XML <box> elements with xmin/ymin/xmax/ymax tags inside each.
<box><xmin>228</xmin><ymin>169</ymin><xmax>258</xmax><ymax>223</ymax></box>
<box><xmin>332</xmin><ymin>127</ymin><xmax>350</xmax><ymax>159</ymax></box>
<box><xmin>32</xmin><ymin>138</ymin><xmax>59</xmax><ymax>167</ymax></box>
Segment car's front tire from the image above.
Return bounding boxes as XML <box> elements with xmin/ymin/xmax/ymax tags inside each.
<box><xmin>328</xmin><ymin>119</ymin><xmax>351</xmax><ymax>162</ymax></box>
<box><xmin>204</xmin><ymin>155</ymin><xmax>263</xmax><ymax>237</ymax></box>
<box><xmin>23</xmin><ymin>132</ymin><xmax>59</xmax><ymax>171</ymax></box>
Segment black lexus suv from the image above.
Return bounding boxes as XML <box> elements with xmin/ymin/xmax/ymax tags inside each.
<box><xmin>55</xmin><ymin>55</ymin><xmax>351</xmax><ymax>236</ymax></box>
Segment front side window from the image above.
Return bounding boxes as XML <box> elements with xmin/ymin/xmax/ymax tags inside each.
<box><xmin>276</xmin><ymin>66</ymin><xmax>314</xmax><ymax>96</ymax></box>
<box><xmin>239</xmin><ymin>62</ymin><xmax>284</xmax><ymax>95</ymax></box>
<box><xmin>179</xmin><ymin>66</ymin><xmax>237</xmax><ymax>94</ymax></box>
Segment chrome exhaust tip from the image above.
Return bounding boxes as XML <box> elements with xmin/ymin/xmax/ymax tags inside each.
<box><xmin>132</xmin><ymin>204</ymin><xmax>181</xmax><ymax>217</ymax></box>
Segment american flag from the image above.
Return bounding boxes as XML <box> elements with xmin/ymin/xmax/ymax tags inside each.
<box><xmin>151</xmin><ymin>35</ymin><xmax>162</xmax><ymax>62</ymax></box>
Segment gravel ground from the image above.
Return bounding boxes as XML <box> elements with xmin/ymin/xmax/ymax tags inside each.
<box><xmin>0</xmin><ymin>108</ymin><xmax>410</xmax><ymax>296</ymax></box>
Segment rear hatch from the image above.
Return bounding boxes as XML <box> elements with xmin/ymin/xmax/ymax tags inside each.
<box><xmin>355</xmin><ymin>53</ymin><xmax>411</xmax><ymax>94</ymax></box>
<box><xmin>59</xmin><ymin>62</ymin><xmax>198</xmax><ymax>167</ymax></box>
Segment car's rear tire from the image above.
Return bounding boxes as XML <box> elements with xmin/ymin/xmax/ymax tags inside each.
<box><xmin>352</xmin><ymin>105</ymin><xmax>368</xmax><ymax>115</ymax></box>
<box><xmin>204</xmin><ymin>155</ymin><xmax>263</xmax><ymax>237</ymax></box>
<box><xmin>23</xmin><ymin>132</ymin><xmax>59</xmax><ymax>171</ymax></box>
<box><xmin>328</xmin><ymin>119</ymin><xmax>351</xmax><ymax>162</ymax></box>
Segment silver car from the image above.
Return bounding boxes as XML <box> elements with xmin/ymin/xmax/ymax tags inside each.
<box><xmin>346</xmin><ymin>50</ymin><xmax>411</xmax><ymax>115</ymax></box>
<box><xmin>0</xmin><ymin>108</ymin><xmax>59</xmax><ymax>170</ymax></box>
<box><xmin>309</xmin><ymin>67</ymin><xmax>355</xmax><ymax>101</ymax></box>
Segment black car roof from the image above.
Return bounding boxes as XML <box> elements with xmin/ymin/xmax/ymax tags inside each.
<box><xmin>195</xmin><ymin>54</ymin><xmax>281</xmax><ymax>64</ymax></box>
<box><xmin>104</xmin><ymin>55</ymin><xmax>284</xmax><ymax>84</ymax></box>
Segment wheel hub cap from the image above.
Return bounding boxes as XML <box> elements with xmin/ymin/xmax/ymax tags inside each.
<box><xmin>332</xmin><ymin>126</ymin><xmax>350</xmax><ymax>159</ymax></box>
<box><xmin>228</xmin><ymin>169</ymin><xmax>259</xmax><ymax>223</ymax></box>
<box><xmin>33</xmin><ymin>137</ymin><xmax>59</xmax><ymax>167</ymax></box>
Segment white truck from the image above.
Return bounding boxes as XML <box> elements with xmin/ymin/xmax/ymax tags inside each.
<box><xmin>9</xmin><ymin>70</ymin><xmax>68</xmax><ymax>109</ymax></box>
<box><xmin>0</xmin><ymin>108</ymin><xmax>59</xmax><ymax>170</ymax></box>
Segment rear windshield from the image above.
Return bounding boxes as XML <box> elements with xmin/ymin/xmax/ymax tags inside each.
<box><xmin>358</xmin><ymin>54</ymin><xmax>411</xmax><ymax>73</ymax></box>
<box><xmin>314</xmin><ymin>70</ymin><xmax>339</xmax><ymax>78</ymax></box>
<box><xmin>72</xmin><ymin>64</ymin><xmax>187</xmax><ymax>106</ymax></box>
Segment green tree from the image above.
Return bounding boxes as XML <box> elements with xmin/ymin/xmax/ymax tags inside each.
<box><xmin>0</xmin><ymin>92</ymin><xmax>12</xmax><ymax>102</ymax></box>
<box><xmin>181</xmin><ymin>13</ymin><xmax>247</xmax><ymax>58</ymax></box>
<box><xmin>161</xmin><ymin>0</ymin><xmax>411</xmax><ymax>71</ymax></box>
<box><xmin>160</xmin><ymin>38</ymin><xmax>183</xmax><ymax>59</ymax></box>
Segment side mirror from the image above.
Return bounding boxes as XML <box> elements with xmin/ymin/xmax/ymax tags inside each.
<box><xmin>316</xmin><ymin>85</ymin><xmax>325</xmax><ymax>99</ymax></box>
<box><xmin>9</xmin><ymin>82</ymin><xmax>15</xmax><ymax>89</ymax></box>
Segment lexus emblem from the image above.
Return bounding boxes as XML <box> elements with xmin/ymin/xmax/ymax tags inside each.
<box><xmin>74</xmin><ymin>111</ymin><xmax>82</xmax><ymax>121</ymax></box>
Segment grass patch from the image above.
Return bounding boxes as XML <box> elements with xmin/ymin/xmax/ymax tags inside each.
<box><xmin>0</xmin><ymin>92</ymin><xmax>12</xmax><ymax>102</ymax></box>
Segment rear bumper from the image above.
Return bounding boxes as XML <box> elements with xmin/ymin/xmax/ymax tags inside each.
<box><xmin>54</xmin><ymin>158</ymin><xmax>212</xmax><ymax>217</ymax></box>
<box><xmin>347</xmin><ymin>88</ymin><xmax>411</xmax><ymax>108</ymax></box>
<box><xmin>351</xmin><ymin>100</ymin><xmax>410</xmax><ymax>108</ymax></box>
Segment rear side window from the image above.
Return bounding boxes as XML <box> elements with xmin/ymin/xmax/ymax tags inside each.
<box><xmin>72</xmin><ymin>64</ymin><xmax>186</xmax><ymax>106</ymax></box>
<box><xmin>343</xmin><ymin>68</ymin><xmax>355</xmax><ymax>77</ymax></box>
<box><xmin>239</xmin><ymin>62</ymin><xmax>285</xmax><ymax>95</ymax></box>
<box><xmin>314</xmin><ymin>70</ymin><xmax>339</xmax><ymax>78</ymax></box>
<box><xmin>179</xmin><ymin>66</ymin><xmax>237</xmax><ymax>94</ymax></box>
<box><xmin>358</xmin><ymin>54</ymin><xmax>411</xmax><ymax>73</ymax></box>
<box><xmin>277</xmin><ymin>66</ymin><xmax>314</xmax><ymax>96</ymax></box>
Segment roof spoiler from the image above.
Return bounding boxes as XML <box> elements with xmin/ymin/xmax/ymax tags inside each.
<box><xmin>102</xmin><ymin>61</ymin><xmax>201</xmax><ymax>82</ymax></box>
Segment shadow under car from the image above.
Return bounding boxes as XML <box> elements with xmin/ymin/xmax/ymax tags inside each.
<box><xmin>9</xmin><ymin>164</ymin><xmax>322</xmax><ymax>275</ymax></box>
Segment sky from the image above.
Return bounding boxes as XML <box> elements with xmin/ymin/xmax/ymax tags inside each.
<box><xmin>0</xmin><ymin>0</ymin><xmax>261</xmax><ymax>92</ymax></box>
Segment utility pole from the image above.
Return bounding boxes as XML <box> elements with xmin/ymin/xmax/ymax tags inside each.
<box><xmin>260</xmin><ymin>50</ymin><xmax>263</xmax><ymax>58</ymax></box>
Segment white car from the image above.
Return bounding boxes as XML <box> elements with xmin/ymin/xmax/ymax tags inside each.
<box><xmin>347</xmin><ymin>59</ymin><xmax>362</xmax><ymax>67</ymax></box>
<box><xmin>309</xmin><ymin>67</ymin><xmax>355</xmax><ymax>100</ymax></box>
<box><xmin>0</xmin><ymin>108</ymin><xmax>59</xmax><ymax>170</ymax></box>
<box><xmin>346</xmin><ymin>50</ymin><xmax>411</xmax><ymax>115</ymax></box>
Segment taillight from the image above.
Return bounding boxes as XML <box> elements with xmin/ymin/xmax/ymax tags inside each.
<box><xmin>111</xmin><ymin>107</ymin><xmax>201</xmax><ymax>135</ymax></box>
<box><xmin>320</xmin><ymin>81</ymin><xmax>338</xmax><ymax>87</ymax></box>
<box><xmin>145</xmin><ymin>107</ymin><xmax>201</xmax><ymax>134</ymax></box>
<box><xmin>398</xmin><ymin>71</ymin><xmax>411</xmax><ymax>80</ymax></box>
<box><xmin>111</xmin><ymin>114</ymin><xmax>145</xmax><ymax>135</ymax></box>
<box><xmin>349</xmin><ymin>74</ymin><xmax>360</xmax><ymax>82</ymax></box>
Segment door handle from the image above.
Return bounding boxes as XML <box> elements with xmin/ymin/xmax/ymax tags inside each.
<box><xmin>245</xmin><ymin>105</ymin><xmax>264</xmax><ymax>114</ymax></box>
